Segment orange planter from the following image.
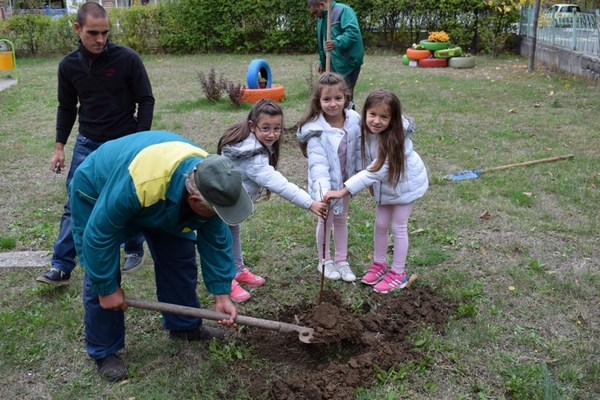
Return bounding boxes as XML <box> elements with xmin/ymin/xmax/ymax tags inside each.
<box><xmin>406</xmin><ymin>48</ymin><xmax>432</xmax><ymax>60</ymax></box>
<box><xmin>240</xmin><ymin>84</ymin><xmax>286</xmax><ymax>103</ymax></box>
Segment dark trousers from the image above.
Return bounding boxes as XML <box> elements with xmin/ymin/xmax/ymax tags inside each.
<box><xmin>52</xmin><ymin>134</ymin><xmax>144</xmax><ymax>274</ymax></box>
<box><xmin>83</xmin><ymin>229</ymin><xmax>201</xmax><ymax>360</ymax></box>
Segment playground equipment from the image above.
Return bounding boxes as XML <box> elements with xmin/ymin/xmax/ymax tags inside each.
<box><xmin>0</xmin><ymin>39</ymin><xmax>17</xmax><ymax>81</ymax></box>
<box><xmin>241</xmin><ymin>58</ymin><xmax>285</xmax><ymax>103</ymax></box>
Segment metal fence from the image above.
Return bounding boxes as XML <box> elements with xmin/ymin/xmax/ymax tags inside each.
<box><xmin>519</xmin><ymin>6</ymin><xmax>600</xmax><ymax>56</ymax></box>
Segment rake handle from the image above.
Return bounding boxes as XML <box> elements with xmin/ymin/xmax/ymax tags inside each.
<box><xmin>480</xmin><ymin>154</ymin><xmax>574</xmax><ymax>174</ymax></box>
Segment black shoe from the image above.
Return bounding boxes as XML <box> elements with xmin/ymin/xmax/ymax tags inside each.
<box><xmin>36</xmin><ymin>268</ymin><xmax>71</xmax><ymax>287</ymax></box>
<box><xmin>169</xmin><ymin>324</ymin><xmax>225</xmax><ymax>341</ymax></box>
<box><xmin>122</xmin><ymin>253</ymin><xmax>143</xmax><ymax>272</ymax></box>
<box><xmin>95</xmin><ymin>354</ymin><xmax>128</xmax><ymax>381</ymax></box>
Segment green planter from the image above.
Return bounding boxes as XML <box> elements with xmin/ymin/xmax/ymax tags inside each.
<box><xmin>419</xmin><ymin>40</ymin><xmax>451</xmax><ymax>51</ymax></box>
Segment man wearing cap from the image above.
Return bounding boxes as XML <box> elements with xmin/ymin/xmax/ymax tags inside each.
<box><xmin>69</xmin><ymin>130</ymin><xmax>253</xmax><ymax>381</ymax></box>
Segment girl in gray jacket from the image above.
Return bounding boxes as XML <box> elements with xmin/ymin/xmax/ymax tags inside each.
<box><xmin>297</xmin><ymin>73</ymin><xmax>362</xmax><ymax>282</ymax></box>
<box><xmin>323</xmin><ymin>89</ymin><xmax>428</xmax><ymax>293</ymax></box>
<box><xmin>218</xmin><ymin>99</ymin><xmax>328</xmax><ymax>302</ymax></box>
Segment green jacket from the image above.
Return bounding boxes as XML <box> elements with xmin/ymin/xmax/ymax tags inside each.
<box><xmin>317</xmin><ymin>1</ymin><xmax>364</xmax><ymax>77</ymax></box>
<box><xmin>70</xmin><ymin>130</ymin><xmax>235</xmax><ymax>296</ymax></box>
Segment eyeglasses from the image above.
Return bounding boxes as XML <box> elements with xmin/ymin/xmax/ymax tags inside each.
<box><xmin>257</xmin><ymin>126</ymin><xmax>282</xmax><ymax>134</ymax></box>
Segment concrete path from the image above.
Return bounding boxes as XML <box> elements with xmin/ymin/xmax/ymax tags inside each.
<box><xmin>0</xmin><ymin>251</ymin><xmax>51</xmax><ymax>268</ymax></box>
<box><xmin>0</xmin><ymin>78</ymin><xmax>17</xmax><ymax>91</ymax></box>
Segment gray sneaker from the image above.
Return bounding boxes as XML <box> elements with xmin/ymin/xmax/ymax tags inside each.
<box><xmin>169</xmin><ymin>324</ymin><xmax>225</xmax><ymax>341</ymax></box>
<box><xmin>336</xmin><ymin>261</ymin><xmax>356</xmax><ymax>282</ymax></box>
<box><xmin>318</xmin><ymin>260</ymin><xmax>341</xmax><ymax>280</ymax></box>
<box><xmin>36</xmin><ymin>268</ymin><xmax>71</xmax><ymax>286</ymax></box>
<box><xmin>96</xmin><ymin>354</ymin><xmax>127</xmax><ymax>381</ymax></box>
<box><xmin>122</xmin><ymin>253</ymin><xmax>143</xmax><ymax>272</ymax></box>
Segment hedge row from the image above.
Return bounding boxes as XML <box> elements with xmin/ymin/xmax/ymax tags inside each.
<box><xmin>0</xmin><ymin>0</ymin><xmax>523</xmax><ymax>56</ymax></box>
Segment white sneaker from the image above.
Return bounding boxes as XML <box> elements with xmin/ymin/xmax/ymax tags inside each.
<box><xmin>336</xmin><ymin>261</ymin><xmax>356</xmax><ymax>282</ymax></box>
<box><xmin>318</xmin><ymin>260</ymin><xmax>340</xmax><ymax>280</ymax></box>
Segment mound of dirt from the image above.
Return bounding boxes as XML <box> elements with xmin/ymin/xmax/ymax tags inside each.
<box><xmin>225</xmin><ymin>287</ymin><xmax>457</xmax><ymax>399</ymax></box>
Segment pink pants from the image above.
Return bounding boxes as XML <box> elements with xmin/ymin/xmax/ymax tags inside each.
<box><xmin>373</xmin><ymin>202</ymin><xmax>415</xmax><ymax>274</ymax></box>
<box><xmin>316</xmin><ymin>196</ymin><xmax>349</xmax><ymax>263</ymax></box>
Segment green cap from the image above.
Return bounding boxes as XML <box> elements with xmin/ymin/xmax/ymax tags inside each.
<box><xmin>194</xmin><ymin>155</ymin><xmax>253</xmax><ymax>225</ymax></box>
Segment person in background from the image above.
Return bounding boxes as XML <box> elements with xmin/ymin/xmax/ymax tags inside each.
<box><xmin>323</xmin><ymin>89</ymin><xmax>428</xmax><ymax>293</ymax></box>
<box><xmin>70</xmin><ymin>130</ymin><xmax>251</xmax><ymax>380</ymax></box>
<box><xmin>307</xmin><ymin>0</ymin><xmax>364</xmax><ymax>107</ymax></box>
<box><xmin>218</xmin><ymin>99</ymin><xmax>328</xmax><ymax>303</ymax></box>
<box><xmin>37</xmin><ymin>2</ymin><xmax>154</xmax><ymax>287</ymax></box>
<box><xmin>297</xmin><ymin>72</ymin><xmax>361</xmax><ymax>283</ymax></box>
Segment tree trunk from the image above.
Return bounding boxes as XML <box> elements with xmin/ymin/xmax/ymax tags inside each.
<box><xmin>528</xmin><ymin>0</ymin><xmax>542</xmax><ymax>72</ymax></box>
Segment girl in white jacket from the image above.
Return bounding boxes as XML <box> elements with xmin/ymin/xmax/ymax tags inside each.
<box><xmin>297</xmin><ymin>72</ymin><xmax>362</xmax><ymax>282</ymax></box>
<box><xmin>218</xmin><ymin>99</ymin><xmax>328</xmax><ymax>302</ymax></box>
<box><xmin>323</xmin><ymin>89</ymin><xmax>428</xmax><ymax>293</ymax></box>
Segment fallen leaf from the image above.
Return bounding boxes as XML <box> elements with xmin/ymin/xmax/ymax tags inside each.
<box><xmin>480</xmin><ymin>210</ymin><xmax>491</xmax><ymax>219</ymax></box>
<box><xmin>549</xmin><ymin>90</ymin><xmax>554</xmax><ymax>96</ymax></box>
<box><xmin>480</xmin><ymin>249</ymin><xmax>486</xmax><ymax>255</ymax></box>
<box><xmin>522</xmin><ymin>192</ymin><xmax>532</xmax><ymax>197</ymax></box>
<box><xmin>534</xmin><ymin>103</ymin><xmax>541</xmax><ymax>108</ymax></box>
<box><xmin>508</xmin><ymin>286</ymin><xmax>515</xmax><ymax>291</ymax></box>
<box><xmin>410</xmin><ymin>228</ymin><xmax>424</xmax><ymax>234</ymax></box>
<box><xmin>508</xmin><ymin>109</ymin><xmax>516</xmax><ymax>113</ymax></box>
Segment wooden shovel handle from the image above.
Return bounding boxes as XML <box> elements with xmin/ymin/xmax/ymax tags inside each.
<box><xmin>480</xmin><ymin>154</ymin><xmax>574</xmax><ymax>174</ymax></box>
<box><xmin>125</xmin><ymin>297</ymin><xmax>306</xmax><ymax>335</ymax></box>
<box><xmin>326</xmin><ymin>0</ymin><xmax>332</xmax><ymax>72</ymax></box>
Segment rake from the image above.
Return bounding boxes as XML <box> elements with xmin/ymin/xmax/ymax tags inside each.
<box><xmin>443</xmin><ymin>154</ymin><xmax>574</xmax><ymax>181</ymax></box>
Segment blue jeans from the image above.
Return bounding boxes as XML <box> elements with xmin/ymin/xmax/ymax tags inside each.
<box><xmin>51</xmin><ymin>134</ymin><xmax>144</xmax><ymax>274</ymax></box>
<box><xmin>84</xmin><ymin>230</ymin><xmax>201</xmax><ymax>360</ymax></box>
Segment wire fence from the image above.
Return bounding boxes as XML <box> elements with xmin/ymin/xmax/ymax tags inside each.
<box><xmin>519</xmin><ymin>6</ymin><xmax>600</xmax><ymax>56</ymax></box>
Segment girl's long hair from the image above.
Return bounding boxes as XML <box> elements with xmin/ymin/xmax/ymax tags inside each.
<box><xmin>297</xmin><ymin>72</ymin><xmax>350</xmax><ymax>157</ymax></box>
<box><xmin>217</xmin><ymin>99</ymin><xmax>284</xmax><ymax>168</ymax></box>
<box><xmin>361</xmin><ymin>89</ymin><xmax>406</xmax><ymax>186</ymax></box>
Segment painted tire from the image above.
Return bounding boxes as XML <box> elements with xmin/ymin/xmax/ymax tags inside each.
<box><xmin>418</xmin><ymin>58</ymin><xmax>448</xmax><ymax>68</ymax></box>
<box><xmin>246</xmin><ymin>59</ymin><xmax>272</xmax><ymax>89</ymax></box>
<box><xmin>240</xmin><ymin>84</ymin><xmax>286</xmax><ymax>103</ymax></box>
<box><xmin>434</xmin><ymin>47</ymin><xmax>462</xmax><ymax>59</ymax></box>
<box><xmin>402</xmin><ymin>54</ymin><xmax>410</xmax><ymax>65</ymax></box>
<box><xmin>419</xmin><ymin>40</ymin><xmax>451</xmax><ymax>51</ymax></box>
<box><xmin>406</xmin><ymin>48</ymin><xmax>432</xmax><ymax>60</ymax></box>
<box><xmin>448</xmin><ymin>56</ymin><xmax>476</xmax><ymax>69</ymax></box>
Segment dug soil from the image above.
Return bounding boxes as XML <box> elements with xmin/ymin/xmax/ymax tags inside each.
<box><xmin>222</xmin><ymin>287</ymin><xmax>457</xmax><ymax>399</ymax></box>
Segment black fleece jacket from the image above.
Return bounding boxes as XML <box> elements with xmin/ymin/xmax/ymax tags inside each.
<box><xmin>55</xmin><ymin>40</ymin><xmax>155</xmax><ymax>144</ymax></box>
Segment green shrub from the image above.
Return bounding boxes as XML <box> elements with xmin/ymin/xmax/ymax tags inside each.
<box><xmin>109</xmin><ymin>6</ymin><xmax>160</xmax><ymax>54</ymax></box>
<box><xmin>1</xmin><ymin>14</ymin><xmax>52</xmax><ymax>55</ymax></box>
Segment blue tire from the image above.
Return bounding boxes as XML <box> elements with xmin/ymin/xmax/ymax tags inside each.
<box><xmin>246</xmin><ymin>59</ymin><xmax>272</xmax><ymax>89</ymax></box>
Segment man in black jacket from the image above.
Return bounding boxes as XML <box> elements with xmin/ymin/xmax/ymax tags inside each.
<box><xmin>37</xmin><ymin>2</ymin><xmax>155</xmax><ymax>287</ymax></box>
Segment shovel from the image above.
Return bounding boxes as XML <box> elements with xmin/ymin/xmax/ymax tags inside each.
<box><xmin>125</xmin><ymin>297</ymin><xmax>315</xmax><ymax>344</ymax></box>
<box><xmin>443</xmin><ymin>154</ymin><xmax>574</xmax><ymax>181</ymax></box>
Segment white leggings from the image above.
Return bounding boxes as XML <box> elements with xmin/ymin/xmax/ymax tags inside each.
<box><xmin>228</xmin><ymin>223</ymin><xmax>244</xmax><ymax>275</ymax></box>
<box><xmin>373</xmin><ymin>202</ymin><xmax>415</xmax><ymax>274</ymax></box>
<box><xmin>316</xmin><ymin>196</ymin><xmax>349</xmax><ymax>263</ymax></box>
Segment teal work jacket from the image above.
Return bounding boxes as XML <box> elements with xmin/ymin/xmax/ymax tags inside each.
<box><xmin>70</xmin><ymin>130</ymin><xmax>235</xmax><ymax>296</ymax></box>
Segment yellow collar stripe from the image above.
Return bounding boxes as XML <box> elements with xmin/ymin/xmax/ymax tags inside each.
<box><xmin>128</xmin><ymin>142</ymin><xmax>208</xmax><ymax>206</ymax></box>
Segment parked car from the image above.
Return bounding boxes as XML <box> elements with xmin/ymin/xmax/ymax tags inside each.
<box><xmin>539</xmin><ymin>4</ymin><xmax>582</xmax><ymax>28</ymax></box>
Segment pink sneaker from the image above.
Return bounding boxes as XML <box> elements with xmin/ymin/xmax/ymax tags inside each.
<box><xmin>360</xmin><ymin>262</ymin><xmax>388</xmax><ymax>285</ymax></box>
<box><xmin>373</xmin><ymin>270</ymin><xmax>407</xmax><ymax>293</ymax></box>
<box><xmin>235</xmin><ymin>268</ymin><xmax>265</xmax><ymax>287</ymax></box>
<box><xmin>230</xmin><ymin>279</ymin><xmax>251</xmax><ymax>303</ymax></box>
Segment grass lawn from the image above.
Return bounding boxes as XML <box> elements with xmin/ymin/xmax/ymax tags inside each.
<box><xmin>0</xmin><ymin>52</ymin><xmax>599</xmax><ymax>399</ymax></box>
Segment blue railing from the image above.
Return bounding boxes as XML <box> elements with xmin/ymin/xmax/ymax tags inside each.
<box><xmin>519</xmin><ymin>6</ymin><xmax>600</xmax><ymax>56</ymax></box>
